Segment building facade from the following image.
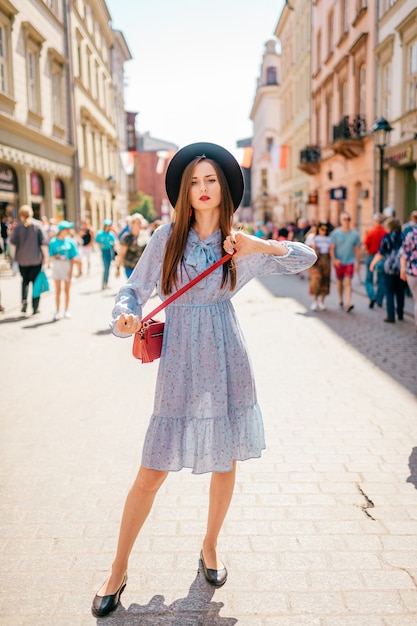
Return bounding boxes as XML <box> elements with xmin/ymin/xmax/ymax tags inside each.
<box><xmin>376</xmin><ymin>1</ymin><xmax>417</xmax><ymax>220</ymax></box>
<box><xmin>0</xmin><ymin>0</ymin><xmax>74</xmax><ymax>221</ymax></box>
<box><xmin>0</xmin><ymin>0</ymin><xmax>132</xmax><ymax>232</ymax></box>
<box><xmin>275</xmin><ymin>0</ymin><xmax>311</xmax><ymax>225</ymax></box>
<box><xmin>129</xmin><ymin>132</ymin><xmax>177</xmax><ymax>221</ymax></box>
<box><xmin>250</xmin><ymin>39</ymin><xmax>280</xmax><ymax>224</ymax></box>
<box><xmin>305</xmin><ymin>0</ymin><xmax>376</xmax><ymax>236</ymax></box>
<box><xmin>69</xmin><ymin>0</ymin><xmax>128</xmax><ymax>231</ymax></box>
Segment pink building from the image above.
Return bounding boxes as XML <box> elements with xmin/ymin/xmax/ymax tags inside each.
<box><xmin>302</xmin><ymin>1</ymin><xmax>376</xmax><ymax>235</ymax></box>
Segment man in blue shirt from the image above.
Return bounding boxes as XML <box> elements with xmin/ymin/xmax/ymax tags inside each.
<box><xmin>330</xmin><ymin>212</ymin><xmax>361</xmax><ymax>312</ymax></box>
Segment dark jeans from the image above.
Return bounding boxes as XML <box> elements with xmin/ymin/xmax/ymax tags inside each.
<box><xmin>101</xmin><ymin>249</ymin><xmax>113</xmax><ymax>287</ymax></box>
<box><xmin>19</xmin><ymin>264</ymin><xmax>41</xmax><ymax>311</ymax></box>
<box><xmin>384</xmin><ymin>273</ymin><xmax>405</xmax><ymax>320</ymax></box>
<box><xmin>365</xmin><ymin>255</ymin><xmax>385</xmax><ymax>306</ymax></box>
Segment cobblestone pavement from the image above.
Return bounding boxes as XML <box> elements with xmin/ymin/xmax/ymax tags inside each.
<box><xmin>1</xmin><ymin>255</ymin><xmax>417</xmax><ymax>625</ymax></box>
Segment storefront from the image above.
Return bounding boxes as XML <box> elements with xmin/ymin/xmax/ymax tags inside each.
<box><xmin>385</xmin><ymin>142</ymin><xmax>417</xmax><ymax>222</ymax></box>
<box><xmin>0</xmin><ymin>163</ymin><xmax>19</xmax><ymax>218</ymax></box>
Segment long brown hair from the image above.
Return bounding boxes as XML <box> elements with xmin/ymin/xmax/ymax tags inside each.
<box><xmin>161</xmin><ymin>156</ymin><xmax>236</xmax><ymax>295</ymax></box>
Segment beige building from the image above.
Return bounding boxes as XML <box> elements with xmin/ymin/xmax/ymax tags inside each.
<box><xmin>250</xmin><ymin>39</ymin><xmax>280</xmax><ymax>224</ymax></box>
<box><xmin>376</xmin><ymin>1</ymin><xmax>417</xmax><ymax>220</ymax></box>
<box><xmin>0</xmin><ymin>0</ymin><xmax>132</xmax><ymax>232</ymax></box>
<box><xmin>275</xmin><ymin>0</ymin><xmax>311</xmax><ymax>225</ymax></box>
<box><xmin>0</xmin><ymin>0</ymin><xmax>74</xmax><ymax>221</ymax></box>
<box><xmin>70</xmin><ymin>0</ymin><xmax>130</xmax><ymax>231</ymax></box>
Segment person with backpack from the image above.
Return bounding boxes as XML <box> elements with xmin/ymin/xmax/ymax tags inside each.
<box><xmin>370</xmin><ymin>219</ymin><xmax>406</xmax><ymax>323</ymax></box>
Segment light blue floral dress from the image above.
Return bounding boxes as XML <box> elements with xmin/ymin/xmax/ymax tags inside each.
<box><xmin>111</xmin><ymin>224</ymin><xmax>316</xmax><ymax>474</ymax></box>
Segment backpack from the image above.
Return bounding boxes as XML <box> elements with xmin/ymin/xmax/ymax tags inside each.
<box><xmin>383</xmin><ymin>235</ymin><xmax>401</xmax><ymax>275</ymax></box>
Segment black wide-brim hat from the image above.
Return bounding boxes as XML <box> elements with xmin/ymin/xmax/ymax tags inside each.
<box><xmin>165</xmin><ymin>142</ymin><xmax>244</xmax><ymax>211</ymax></box>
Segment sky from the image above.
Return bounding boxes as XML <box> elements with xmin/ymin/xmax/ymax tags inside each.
<box><xmin>105</xmin><ymin>0</ymin><xmax>285</xmax><ymax>154</ymax></box>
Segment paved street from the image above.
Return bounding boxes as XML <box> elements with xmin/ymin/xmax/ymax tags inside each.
<box><xmin>1</xmin><ymin>253</ymin><xmax>417</xmax><ymax>625</ymax></box>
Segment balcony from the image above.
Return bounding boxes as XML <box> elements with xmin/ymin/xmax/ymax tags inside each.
<box><xmin>298</xmin><ymin>146</ymin><xmax>321</xmax><ymax>175</ymax></box>
<box><xmin>332</xmin><ymin>115</ymin><xmax>366</xmax><ymax>158</ymax></box>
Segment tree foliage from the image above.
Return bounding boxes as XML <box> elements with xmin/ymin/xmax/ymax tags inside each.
<box><xmin>131</xmin><ymin>191</ymin><xmax>157</xmax><ymax>223</ymax></box>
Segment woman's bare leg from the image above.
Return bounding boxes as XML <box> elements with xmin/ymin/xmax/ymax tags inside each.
<box><xmin>54</xmin><ymin>280</ymin><xmax>61</xmax><ymax>312</ymax></box>
<box><xmin>64</xmin><ymin>280</ymin><xmax>71</xmax><ymax>312</ymax></box>
<box><xmin>98</xmin><ymin>466</ymin><xmax>168</xmax><ymax>595</ymax></box>
<box><xmin>202</xmin><ymin>462</ymin><xmax>236</xmax><ymax>568</ymax></box>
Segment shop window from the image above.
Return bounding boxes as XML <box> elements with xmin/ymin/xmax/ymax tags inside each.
<box><xmin>55</xmin><ymin>178</ymin><xmax>65</xmax><ymax>199</ymax></box>
<box><xmin>55</xmin><ymin>178</ymin><xmax>66</xmax><ymax>219</ymax></box>
<box><xmin>0</xmin><ymin>163</ymin><xmax>18</xmax><ymax>193</ymax></box>
<box><xmin>31</xmin><ymin>172</ymin><xmax>44</xmax><ymax>196</ymax></box>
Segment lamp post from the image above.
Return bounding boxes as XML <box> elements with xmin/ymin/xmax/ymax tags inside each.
<box><xmin>370</xmin><ymin>117</ymin><xmax>393</xmax><ymax>213</ymax></box>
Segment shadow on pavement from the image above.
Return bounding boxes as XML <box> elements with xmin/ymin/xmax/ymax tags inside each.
<box><xmin>407</xmin><ymin>447</ymin><xmax>417</xmax><ymax>489</ymax></box>
<box><xmin>95</xmin><ymin>328</ymin><xmax>112</xmax><ymax>335</ymax></box>
<box><xmin>258</xmin><ymin>274</ymin><xmax>417</xmax><ymax>396</ymax></box>
<box><xmin>0</xmin><ymin>314</ymin><xmax>29</xmax><ymax>324</ymax></box>
<box><xmin>95</xmin><ymin>572</ymin><xmax>238</xmax><ymax>625</ymax></box>
<box><xmin>22</xmin><ymin>319</ymin><xmax>59</xmax><ymax>329</ymax></box>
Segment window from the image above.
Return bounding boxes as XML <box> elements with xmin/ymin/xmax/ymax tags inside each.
<box><xmin>76</xmin><ymin>36</ymin><xmax>83</xmax><ymax>80</ymax></box>
<box><xmin>266</xmin><ymin>66</ymin><xmax>277</xmax><ymax>85</ymax></box>
<box><xmin>381</xmin><ymin>62</ymin><xmax>392</xmax><ymax>119</ymax></box>
<box><xmin>326</xmin><ymin>94</ymin><xmax>333</xmax><ymax>144</ymax></box>
<box><xmin>86</xmin><ymin>48</ymin><xmax>92</xmax><ymax>91</ymax></box>
<box><xmin>315</xmin><ymin>104</ymin><xmax>321</xmax><ymax>145</ymax></box>
<box><xmin>357</xmin><ymin>64</ymin><xmax>366</xmax><ymax>116</ymax></box>
<box><xmin>316</xmin><ymin>30</ymin><xmax>321</xmax><ymax>71</ymax></box>
<box><xmin>339</xmin><ymin>81</ymin><xmax>348</xmax><ymax>117</ymax></box>
<box><xmin>51</xmin><ymin>62</ymin><xmax>63</xmax><ymax>125</ymax></box>
<box><xmin>0</xmin><ymin>22</ymin><xmax>7</xmax><ymax>93</ymax></box>
<box><xmin>407</xmin><ymin>40</ymin><xmax>417</xmax><ymax>112</ymax></box>
<box><xmin>327</xmin><ymin>11</ymin><xmax>334</xmax><ymax>57</ymax></box>
<box><xmin>266</xmin><ymin>137</ymin><xmax>273</xmax><ymax>152</ymax></box>
<box><xmin>0</xmin><ymin>4</ymin><xmax>17</xmax><ymax>100</ymax></box>
<box><xmin>27</xmin><ymin>46</ymin><xmax>39</xmax><ymax>111</ymax></box>
<box><xmin>23</xmin><ymin>22</ymin><xmax>45</xmax><ymax>116</ymax></box>
<box><xmin>340</xmin><ymin>0</ymin><xmax>348</xmax><ymax>35</ymax></box>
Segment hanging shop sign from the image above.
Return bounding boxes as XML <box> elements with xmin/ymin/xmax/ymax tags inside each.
<box><xmin>0</xmin><ymin>164</ymin><xmax>18</xmax><ymax>193</ymax></box>
<box><xmin>330</xmin><ymin>186</ymin><xmax>347</xmax><ymax>200</ymax></box>
<box><xmin>308</xmin><ymin>192</ymin><xmax>318</xmax><ymax>204</ymax></box>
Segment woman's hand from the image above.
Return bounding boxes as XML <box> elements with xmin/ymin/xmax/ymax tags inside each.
<box><xmin>115</xmin><ymin>313</ymin><xmax>142</xmax><ymax>335</ymax></box>
<box><xmin>223</xmin><ymin>231</ymin><xmax>288</xmax><ymax>257</ymax></box>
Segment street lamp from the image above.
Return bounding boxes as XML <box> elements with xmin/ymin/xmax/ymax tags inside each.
<box><xmin>370</xmin><ymin>117</ymin><xmax>393</xmax><ymax>213</ymax></box>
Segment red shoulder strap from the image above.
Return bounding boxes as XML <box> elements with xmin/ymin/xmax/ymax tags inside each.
<box><xmin>142</xmin><ymin>252</ymin><xmax>234</xmax><ymax>323</ymax></box>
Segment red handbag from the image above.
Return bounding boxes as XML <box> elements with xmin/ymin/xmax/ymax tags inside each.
<box><xmin>132</xmin><ymin>319</ymin><xmax>165</xmax><ymax>363</ymax></box>
<box><xmin>132</xmin><ymin>252</ymin><xmax>234</xmax><ymax>363</ymax></box>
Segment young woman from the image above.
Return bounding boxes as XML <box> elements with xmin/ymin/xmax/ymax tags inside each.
<box><xmin>305</xmin><ymin>222</ymin><xmax>332</xmax><ymax>311</ymax></box>
<box><xmin>48</xmin><ymin>221</ymin><xmax>79</xmax><ymax>320</ymax></box>
<box><xmin>9</xmin><ymin>205</ymin><xmax>46</xmax><ymax>314</ymax></box>
<box><xmin>92</xmin><ymin>143</ymin><xmax>316</xmax><ymax>618</ymax></box>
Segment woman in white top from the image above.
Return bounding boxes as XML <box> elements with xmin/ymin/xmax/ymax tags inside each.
<box><xmin>306</xmin><ymin>222</ymin><xmax>332</xmax><ymax>310</ymax></box>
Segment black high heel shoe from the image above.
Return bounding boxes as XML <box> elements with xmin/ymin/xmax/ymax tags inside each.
<box><xmin>200</xmin><ymin>550</ymin><xmax>227</xmax><ymax>587</ymax></box>
<box><xmin>91</xmin><ymin>573</ymin><xmax>127</xmax><ymax>617</ymax></box>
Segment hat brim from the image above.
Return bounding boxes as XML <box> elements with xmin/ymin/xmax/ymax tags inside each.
<box><xmin>165</xmin><ymin>142</ymin><xmax>244</xmax><ymax>211</ymax></box>
<box><xmin>58</xmin><ymin>221</ymin><xmax>74</xmax><ymax>231</ymax></box>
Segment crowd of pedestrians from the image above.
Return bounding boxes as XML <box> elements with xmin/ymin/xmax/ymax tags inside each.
<box><xmin>239</xmin><ymin>210</ymin><xmax>417</xmax><ymax>331</ymax></box>
<box><xmin>1</xmin><ymin>207</ymin><xmax>417</xmax><ymax>331</ymax></box>
<box><xmin>0</xmin><ymin>209</ymin><xmax>156</xmax><ymax>318</ymax></box>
